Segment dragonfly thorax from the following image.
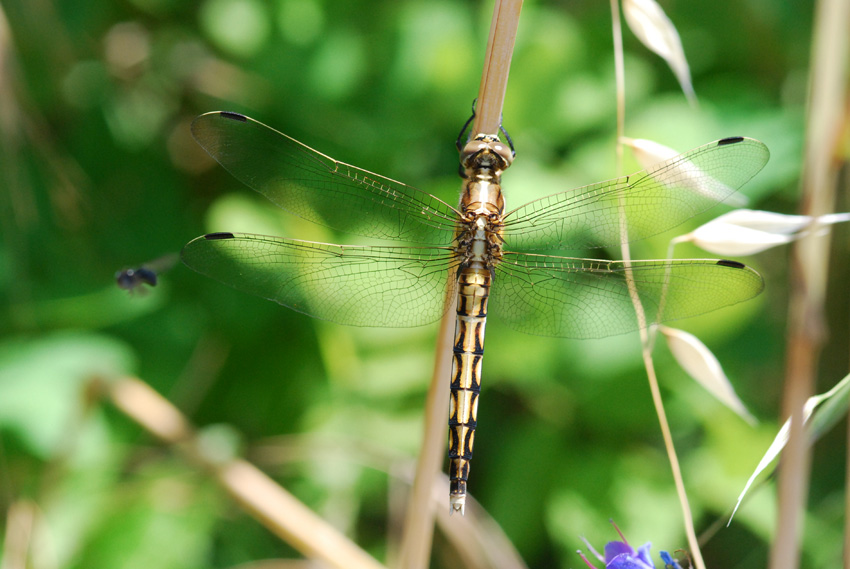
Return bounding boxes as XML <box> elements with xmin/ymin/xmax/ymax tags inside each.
<box><xmin>454</xmin><ymin>212</ymin><xmax>504</xmax><ymax>272</ymax></box>
<box><xmin>457</xmin><ymin>134</ymin><xmax>509</xmax><ymax>269</ymax></box>
<box><xmin>459</xmin><ymin>134</ymin><xmax>510</xmax><ymax>222</ymax></box>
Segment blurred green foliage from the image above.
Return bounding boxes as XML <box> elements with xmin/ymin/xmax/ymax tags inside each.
<box><xmin>0</xmin><ymin>0</ymin><xmax>846</xmax><ymax>567</ymax></box>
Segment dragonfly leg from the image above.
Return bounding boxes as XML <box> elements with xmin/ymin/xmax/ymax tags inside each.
<box><xmin>455</xmin><ymin>99</ymin><xmax>516</xmax><ymax>158</ymax></box>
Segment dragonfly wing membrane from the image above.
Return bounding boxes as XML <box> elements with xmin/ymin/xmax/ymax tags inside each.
<box><xmin>503</xmin><ymin>137</ymin><xmax>770</xmax><ymax>251</ymax></box>
<box><xmin>181</xmin><ymin>232</ymin><xmax>457</xmax><ymax>327</ymax></box>
<box><xmin>191</xmin><ymin>112</ymin><xmax>459</xmax><ymax>244</ymax></box>
<box><xmin>493</xmin><ymin>253</ymin><xmax>764</xmax><ymax>338</ymax></box>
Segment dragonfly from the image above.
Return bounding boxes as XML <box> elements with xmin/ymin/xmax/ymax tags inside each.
<box><xmin>182</xmin><ymin>111</ymin><xmax>769</xmax><ymax>514</ymax></box>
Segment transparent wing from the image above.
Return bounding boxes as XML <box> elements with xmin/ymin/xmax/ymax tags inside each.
<box><xmin>191</xmin><ymin>112</ymin><xmax>460</xmax><ymax>245</ymax></box>
<box><xmin>181</xmin><ymin>232</ymin><xmax>458</xmax><ymax>327</ymax></box>
<box><xmin>492</xmin><ymin>252</ymin><xmax>764</xmax><ymax>338</ymax></box>
<box><xmin>503</xmin><ymin>137</ymin><xmax>770</xmax><ymax>251</ymax></box>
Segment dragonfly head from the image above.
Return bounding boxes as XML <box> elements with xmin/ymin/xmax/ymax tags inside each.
<box><xmin>460</xmin><ymin>134</ymin><xmax>514</xmax><ymax>175</ymax></box>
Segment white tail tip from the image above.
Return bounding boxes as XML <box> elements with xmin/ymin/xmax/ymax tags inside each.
<box><xmin>450</xmin><ymin>496</ymin><xmax>466</xmax><ymax>516</ymax></box>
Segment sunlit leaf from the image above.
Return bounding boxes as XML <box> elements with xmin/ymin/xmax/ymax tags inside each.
<box><xmin>0</xmin><ymin>334</ymin><xmax>135</xmax><ymax>457</ymax></box>
<box><xmin>622</xmin><ymin>0</ymin><xmax>695</xmax><ymax>102</ymax></box>
<box><xmin>659</xmin><ymin>326</ymin><xmax>756</xmax><ymax>424</ymax></box>
<box><xmin>200</xmin><ymin>0</ymin><xmax>271</xmax><ymax>58</ymax></box>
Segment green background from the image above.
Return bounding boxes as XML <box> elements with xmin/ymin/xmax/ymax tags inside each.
<box><xmin>1</xmin><ymin>0</ymin><xmax>847</xmax><ymax>567</ymax></box>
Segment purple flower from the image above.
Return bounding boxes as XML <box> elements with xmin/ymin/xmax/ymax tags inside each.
<box><xmin>604</xmin><ymin>540</ymin><xmax>655</xmax><ymax>569</ymax></box>
<box><xmin>577</xmin><ymin>522</ymin><xmax>683</xmax><ymax>569</ymax></box>
<box><xmin>659</xmin><ymin>551</ymin><xmax>683</xmax><ymax>569</ymax></box>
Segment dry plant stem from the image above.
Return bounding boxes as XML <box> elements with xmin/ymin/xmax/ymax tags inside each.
<box><xmin>609</xmin><ymin>1</ymin><xmax>704</xmax><ymax>566</ymax></box>
<box><xmin>472</xmin><ymin>0</ymin><xmax>523</xmax><ymax>136</ymax></box>
<box><xmin>624</xmin><ymin>231</ymin><xmax>708</xmax><ymax>569</ymax></box>
<box><xmin>251</xmin><ymin>435</ymin><xmax>528</xmax><ymax>569</ymax></box>
<box><xmin>640</xmin><ymin>352</ymin><xmax>704</xmax><ymax>569</ymax></box>
<box><xmin>108</xmin><ymin>377</ymin><xmax>386</xmax><ymax>569</ymax></box>
<box><xmin>396</xmin><ymin>296</ymin><xmax>454</xmax><ymax>569</ymax></box>
<box><xmin>772</xmin><ymin>0</ymin><xmax>849</xmax><ymax>567</ymax></box>
<box><xmin>2</xmin><ymin>501</ymin><xmax>36</xmax><ymax>569</ymax></box>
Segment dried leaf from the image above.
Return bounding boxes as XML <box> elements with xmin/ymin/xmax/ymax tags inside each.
<box><xmin>710</xmin><ymin>209</ymin><xmax>850</xmax><ymax>233</ymax></box>
<box><xmin>677</xmin><ymin>209</ymin><xmax>850</xmax><ymax>255</ymax></box>
<box><xmin>729</xmin><ymin>373</ymin><xmax>850</xmax><ymax>524</ymax></box>
<box><xmin>686</xmin><ymin>222</ymin><xmax>794</xmax><ymax>255</ymax></box>
<box><xmin>622</xmin><ymin>0</ymin><xmax>695</xmax><ymax>102</ymax></box>
<box><xmin>659</xmin><ymin>326</ymin><xmax>756</xmax><ymax>425</ymax></box>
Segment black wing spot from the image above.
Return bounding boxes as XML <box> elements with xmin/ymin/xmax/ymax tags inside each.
<box><xmin>205</xmin><ymin>232</ymin><xmax>236</xmax><ymax>240</ymax></box>
<box><xmin>717</xmin><ymin>259</ymin><xmax>746</xmax><ymax>269</ymax></box>
<box><xmin>717</xmin><ymin>136</ymin><xmax>744</xmax><ymax>146</ymax></box>
<box><xmin>219</xmin><ymin>111</ymin><xmax>248</xmax><ymax>122</ymax></box>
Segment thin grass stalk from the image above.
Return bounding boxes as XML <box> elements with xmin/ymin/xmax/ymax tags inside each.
<box><xmin>609</xmin><ymin>2</ymin><xmax>704</xmax><ymax>566</ymax></box>
<box><xmin>610</xmin><ymin>0</ymin><xmax>624</xmax><ymax>172</ymax></box>
<box><xmin>771</xmin><ymin>0</ymin><xmax>850</xmax><ymax>567</ymax></box>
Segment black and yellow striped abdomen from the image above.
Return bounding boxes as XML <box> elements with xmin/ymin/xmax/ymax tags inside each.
<box><xmin>448</xmin><ymin>266</ymin><xmax>491</xmax><ymax>514</ymax></box>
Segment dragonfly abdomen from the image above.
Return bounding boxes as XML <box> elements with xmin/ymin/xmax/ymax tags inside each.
<box><xmin>448</xmin><ymin>266</ymin><xmax>491</xmax><ymax>515</ymax></box>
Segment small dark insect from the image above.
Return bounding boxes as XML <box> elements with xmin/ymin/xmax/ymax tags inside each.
<box><xmin>116</xmin><ymin>253</ymin><xmax>178</xmax><ymax>292</ymax></box>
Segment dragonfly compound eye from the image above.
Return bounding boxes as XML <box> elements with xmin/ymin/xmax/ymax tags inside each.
<box><xmin>460</xmin><ymin>135</ymin><xmax>513</xmax><ymax>172</ymax></box>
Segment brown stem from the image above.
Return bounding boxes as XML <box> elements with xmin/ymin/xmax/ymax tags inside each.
<box><xmin>472</xmin><ymin>0</ymin><xmax>523</xmax><ymax>137</ymax></box>
<box><xmin>396</xmin><ymin>295</ymin><xmax>454</xmax><ymax>569</ymax></box>
<box><xmin>107</xmin><ymin>377</ymin><xmax>386</xmax><ymax>569</ymax></box>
